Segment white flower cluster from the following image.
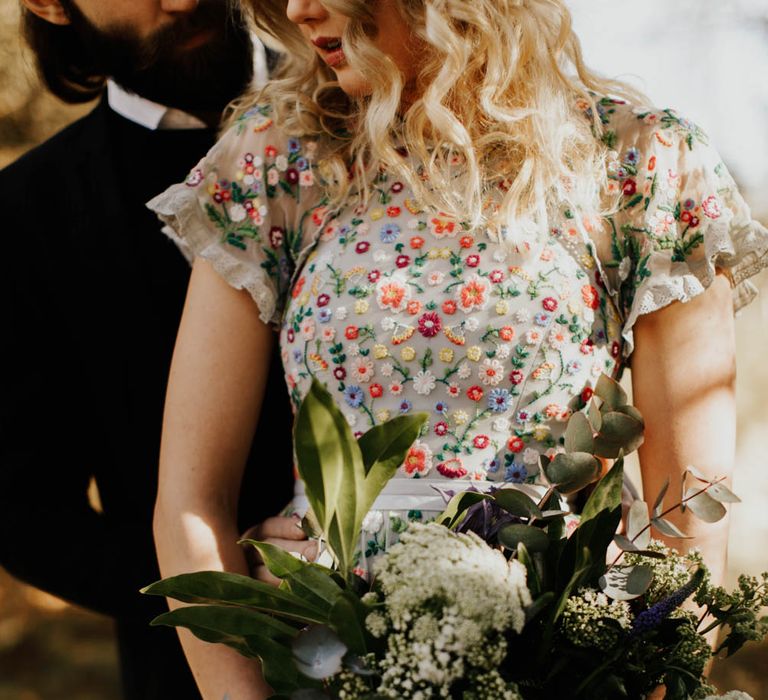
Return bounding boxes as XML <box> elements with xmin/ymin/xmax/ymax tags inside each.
<box><xmin>365</xmin><ymin>522</ymin><xmax>531</xmax><ymax>698</ymax></box>
<box><xmin>561</xmin><ymin>587</ymin><xmax>632</xmax><ymax>651</ymax></box>
<box><xmin>703</xmin><ymin>693</ymin><xmax>753</xmax><ymax>700</ymax></box>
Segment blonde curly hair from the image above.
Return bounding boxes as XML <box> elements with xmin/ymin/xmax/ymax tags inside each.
<box><xmin>234</xmin><ymin>0</ymin><xmax>643</xmax><ymax>248</ymax></box>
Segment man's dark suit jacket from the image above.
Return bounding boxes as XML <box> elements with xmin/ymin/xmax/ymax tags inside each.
<box><xmin>0</xmin><ymin>96</ymin><xmax>295</xmax><ymax>699</ymax></box>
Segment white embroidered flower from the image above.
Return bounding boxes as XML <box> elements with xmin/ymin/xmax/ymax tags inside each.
<box><xmin>373</xmin><ymin>250</ymin><xmax>391</xmax><ymax>263</ymax></box>
<box><xmin>525</xmin><ymin>329</ymin><xmax>541</xmax><ymax>345</ymax></box>
<box><xmin>301</xmin><ymin>320</ymin><xmax>316</xmax><ymax>341</ymax></box>
<box><xmin>496</xmin><ymin>345</ymin><xmax>511</xmax><ymax>360</ymax></box>
<box><xmin>321</xmin><ymin>327</ymin><xmax>336</xmax><ymax>342</ymax></box>
<box><xmin>465</xmin><ymin>317</ymin><xmax>480</xmax><ymax>332</ymax></box>
<box><xmin>345</xmin><ymin>412</ymin><xmax>357</xmax><ymax>427</ymax></box>
<box><xmin>351</xmin><ymin>357</ymin><xmax>374</xmax><ymax>382</ymax></box>
<box><xmin>335</xmin><ymin>306</ymin><xmax>348</xmax><ymax>320</ymax></box>
<box><xmin>267</xmin><ymin>168</ymin><xmax>279</xmax><ymax>185</ymax></box>
<box><xmin>380</xmin><ymin>316</ymin><xmax>396</xmax><ymax>332</ymax></box>
<box><xmin>361</xmin><ymin>510</ymin><xmax>385</xmax><ymax>534</ymax></box>
<box><xmin>347</xmin><ymin>342</ymin><xmax>361</xmax><ymax>357</ymax></box>
<box><xmin>389</xmin><ymin>382</ymin><xmax>403</xmax><ymax>395</ymax></box>
<box><xmin>457</xmin><ymin>363</ymin><xmax>472</xmax><ymax>379</ymax></box>
<box><xmin>618</xmin><ymin>256</ymin><xmax>632</xmax><ymax>282</ymax></box>
<box><xmin>493</xmin><ymin>248</ymin><xmax>508</xmax><ymax>262</ymax></box>
<box><xmin>548</xmin><ymin>329</ymin><xmax>567</xmax><ymax>350</ymax></box>
<box><xmin>515</xmin><ymin>309</ymin><xmax>531</xmax><ymax>324</ymax></box>
<box><xmin>479</xmin><ymin>358</ymin><xmax>504</xmax><ymax>386</ymax></box>
<box><xmin>228</xmin><ymin>203</ymin><xmax>247</xmax><ymax>222</ymax></box>
<box><xmin>275</xmin><ymin>154</ymin><xmax>288</xmax><ymax>171</ymax></box>
<box><xmin>492</xmin><ymin>417</ymin><xmax>510</xmax><ymax>432</ymax></box>
<box><xmin>522</xmin><ymin>448</ymin><xmax>540</xmax><ymax>465</ymax></box>
<box><xmin>413</xmin><ymin>370</ymin><xmax>437</xmax><ymax>395</ymax></box>
<box><xmin>427</xmin><ymin>270</ymin><xmax>445</xmax><ymax>286</ymax></box>
<box><xmin>380</xmin><ymin>362</ymin><xmax>394</xmax><ymax>377</ymax></box>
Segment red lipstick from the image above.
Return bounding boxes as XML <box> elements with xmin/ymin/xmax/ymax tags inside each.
<box><xmin>312</xmin><ymin>36</ymin><xmax>346</xmax><ymax>68</ymax></box>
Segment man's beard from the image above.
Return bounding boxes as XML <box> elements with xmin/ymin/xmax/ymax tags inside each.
<box><xmin>59</xmin><ymin>0</ymin><xmax>254</xmax><ymax>115</ymax></box>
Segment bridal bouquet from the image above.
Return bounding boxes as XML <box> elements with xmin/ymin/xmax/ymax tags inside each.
<box><xmin>142</xmin><ymin>377</ymin><xmax>767</xmax><ymax>700</ymax></box>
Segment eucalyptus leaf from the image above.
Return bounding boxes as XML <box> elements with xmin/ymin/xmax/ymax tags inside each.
<box><xmin>652</xmin><ymin>477</ymin><xmax>670</xmax><ymax>519</ymax></box>
<box><xmin>580</xmin><ymin>454</ymin><xmax>624</xmax><ymax>524</ymax></box>
<box><xmin>599</xmin><ymin>564</ymin><xmax>653</xmax><ymax>601</ymax></box>
<box><xmin>707</xmin><ymin>482</ymin><xmax>741</xmax><ymax>504</ymax></box>
<box><xmin>592</xmin><ymin>437</ymin><xmax>622</xmax><ymax>459</ymax></box>
<box><xmin>588</xmin><ymin>398</ymin><xmax>603</xmax><ymax>432</ymax></box>
<box><xmin>564</xmin><ymin>411</ymin><xmax>594</xmax><ymax>454</ymax></box>
<box><xmin>613</xmin><ymin>534</ymin><xmax>639</xmax><ymax>552</ymax></box>
<box><xmin>599</xmin><ymin>412</ymin><xmax>643</xmax><ymax>446</ymax></box>
<box><xmin>651</xmin><ymin>517</ymin><xmax>691</xmax><ymax>539</ymax></box>
<box><xmin>292</xmin><ymin>625</ymin><xmax>347</xmax><ymax>680</ymax></box>
<box><xmin>493</xmin><ymin>488</ymin><xmax>543</xmax><ymax>519</ymax></box>
<box><xmin>684</xmin><ymin>488</ymin><xmax>727</xmax><ymax>523</ymax></box>
<box><xmin>544</xmin><ymin>452</ymin><xmax>601</xmax><ymax>494</ymax></box>
<box><xmin>627</xmin><ymin>499</ymin><xmax>651</xmax><ymax>550</ymax></box>
<box><xmin>498</xmin><ymin>523</ymin><xmax>550</xmax><ymax>553</ymax></box>
<box><xmin>614</xmin><ymin>404</ymin><xmax>644</xmax><ymax>424</ymax></box>
<box><xmin>595</xmin><ymin>374</ymin><xmax>627</xmax><ymax>410</ymax></box>
<box><xmin>686</xmin><ymin>465</ymin><xmax>712</xmax><ymax>483</ymax></box>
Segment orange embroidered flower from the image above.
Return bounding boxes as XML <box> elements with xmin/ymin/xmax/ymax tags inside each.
<box><xmin>402</xmin><ymin>441</ymin><xmax>433</xmax><ymax>476</ymax></box>
<box><xmin>377</xmin><ymin>280</ymin><xmax>408</xmax><ymax>312</ymax></box>
<box><xmin>410</xmin><ymin>236</ymin><xmax>425</xmax><ymax>249</ymax></box>
<box><xmin>292</xmin><ymin>276</ymin><xmax>306</xmax><ymax>299</ymax></box>
<box><xmin>458</xmin><ymin>277</ymin><xmax>487</xmax><ymax>311</ymax></box>
<box><xmin>581</xmin><ymin>284</ymin><xmax>599</xmax><ymax>310</ymax></box>
<box><xmin>459</xmin><ymin>235</ymin><xmax>474</xmax><ymax>249</ymax></box>
<box><xmin>442</xmin><ymin>299</ymin><xmax>457</xmax><ymax>315</ymax></box>
<box><xmin>499</xmin><ymin>326</ymin><xmax>515</xmax><ymax>342</ymax></box>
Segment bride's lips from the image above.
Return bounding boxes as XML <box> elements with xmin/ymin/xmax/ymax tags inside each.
<box><xmin>312</xmin><ymin>36</ymin><xmax>346</xmax><ymax>68</ymax></box>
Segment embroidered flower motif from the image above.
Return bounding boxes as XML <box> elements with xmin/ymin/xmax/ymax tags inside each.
<box><xmin>376</xmin><ymin>277</ymin><xmax>410</xmax><ymax>312</ymax></box>
<box><xmin>429</xmin><ymin>213</ymin><xmax>457</xmax><ymax>239</ymax></box>
<box><xmin>402</xmin><ymin>440</ymin><xmax>433</xmax><ymax>477</ymax></box>
<box><xmin>351</xmin><ymin>357</ymin><xmax>375</xmax><ymax>383</ymax></box>
<box><xmin>479</xmin><ymin>358</ymin><xmax>504</xmax><ymax>386</ymax></box>
<box><xmin>456</xmin><ymin>274</ymin><xmax>489</xmax><ymax>313</ymax></box>
<box><xmin>488</xmin><ymin>388</ymin><xmax>511</xmax><ymax>412</ymax></box>
<box><xmin>413</xmin><ymin>370</ymin><xmax>437</xmax><ymax>395</ymax></box>
<box><xmin>701</xmin><ymin>195</ymin><xmax>722</xmax><ymax>219</ymax></box>
<box><xmin>437</xmin><ymin>458</ymin><xmax>467</xmax><ymax>479</ymax></box>
<box><xmin>344</xmin><ymin>385</ymin><xmax>364</xmax><ymax>408</ymax></box>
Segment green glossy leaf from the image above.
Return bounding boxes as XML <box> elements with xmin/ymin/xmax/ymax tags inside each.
<box><xmin>564</xmin><ymin>411</ymin><xmax>594</xmax><ymax>454</ymax></box>
<box><xmin>684</xmin><ymin>488</ymin><xmax>727</xmax><ymax>523</ymax></box>
<box><xmin>580</xmin><ymin>454</ymin><xmax>624</xmax><ymax>523</ymax></box>
<box><xmin>141</xmin><ymin>571</ymin><xmax>326</xmax><ymax>623</ymax></box>
<box><xmin>599</xmin><ymin>564</ymin><xmax>653</xmax><ymax>601</ymax></box>
<box><xmin>544</xmin><ymin>452</ymin><xmax>601</xmax><ymax>494</ymax></box>
<box><xmin>498</xmin><ymin>523</ymin><xmax>549</xmax><ymax>553</ymax></box>
<box><xmin>706</xmin><ymin>482</ymin><xmax>741</xmax><ymax>504</ymax></box>
<box><xmin>493</xmin><ymin>488</ymin><xmax>543</xmax><ymax>519</ymax></box>
<box><xmin>627</xmin><ymin>499</ymin><xmax>651</xmax><ymax>549</ymax></box>
<box><xmin>651</xmin><ymin>517</ymin><xmax>691</xmax><ymax>539</ymax></box>
<box><xmin>242</xmin><ymin>540</ymin><xmax>343</xmax><ymax>609</ymax></box>
<box><xmin>595</xmin><ymin>374</ymin><xmax>627</xmax><ymax>410</ymax></box>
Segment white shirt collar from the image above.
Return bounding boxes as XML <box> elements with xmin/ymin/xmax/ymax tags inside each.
<box><xmin>106</xmin><ymin>36</ymin><xmax>270</xmax><ymax>131</ymax></box>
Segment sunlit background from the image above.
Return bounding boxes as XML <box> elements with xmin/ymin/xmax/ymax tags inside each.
<box><xmin>1</xmin><ymin>0</ymin><xmax>766</xmax><ymax>697</ymax></box>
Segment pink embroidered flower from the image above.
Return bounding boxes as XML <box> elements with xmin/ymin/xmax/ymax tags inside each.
<box><xmin>377</xmin><ymin>279</ymin><xmax>409</xmax><ymax>312</ymax></box>
<box><xmin>702</xmin><ymin>195</ymin><xmax>722</xmax><ymax>220</ymax></box>
<box><xmin>542</xmin><ymin>297</ymin><xmax>558</xmax><ymax>312</ymax></box>
<box><xmin>299</xmin><ymin>170</ymin><xmax>314</xmax><ymax>187</ymax></box>
<box><xmin>437</xmin><ymin>458</ymin><xmax>467</xmax><ymax>479</ymax></box>
<box><xmin>301</xmin><ymin>320</ymin><xmax>316</xmax><ymax>341</ymax></box>
<box><xmin>544</xmin><ymin>404</ymin><xmax>562</xmax><ymax>419</ymax></box>
<box><xmin>418</xmin><ymin>312</ymin><xmax>442</xmax><ymax>338</ymax></box>
<box><xmin>321</xmin><ymin>327</ymin><xmax>336</xmax><ymax>342</ymax></box>
<box><xmin>465</xmin><ymin>254</ymin><xmax>480</xmax><ymax>268</ymax></box>
<box><xmin>402</xmin><ymin>441</ymin><xmax>433</xmax><ymax>477</ymax></box>
<box><xmin>580</xmin><ymin>338</ymin><xmax>595</xmax><ymax>355</ymax></box>
<box><xmin>489</xmin><ymin>269</ymin><xmax>505</xmax><ymax>284</ymax></box>
<box><xmin>351</xmin><ymin>357</ymin><xmax>375</xmax><ymax>383</ymax></box>
<box><xmin>479</xmin><ymin>358</ymin><xmax>504</xmax><ymax>386</ymax></box>
<box><xmin>509</xmin><ymin>369</ymin><xmax>524</xmax><ymax>385</ymax></box>
<box><xmin>473</xmin><ymin>435</ymin><xmax>490</xmax><ymax>449</ymax></box>
<box><xmin>434</xmin><ymin>421</ymin><xmax>449</xmax><ymax>436</ymax></box>
<box><xmin>581</xmin><ymin>285</ymin><xmax>599</xmax><ymax>310</ymax></box>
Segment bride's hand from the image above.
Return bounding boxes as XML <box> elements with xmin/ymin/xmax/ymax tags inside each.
<box><xmin>239</xmin><ymin>515</ymin><xmax>318</xmax><ymax>585</ymax></box>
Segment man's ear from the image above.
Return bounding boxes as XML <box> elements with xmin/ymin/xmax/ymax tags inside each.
<box><xmin>21</xmin><ymin>0</ymin><xmax>71</xmax><ymax>26</ymax></box>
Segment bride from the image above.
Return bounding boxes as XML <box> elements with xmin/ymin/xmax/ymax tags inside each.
<box><xmin>148</xmin><ymin>0</ymin><xmax>767</xmax><ymax>697</ymax></box>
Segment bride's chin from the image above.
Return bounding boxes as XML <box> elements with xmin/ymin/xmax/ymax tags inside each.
<box><xmin>332</xmin><ymin>67</ymin><xmax>372</xmax><ymax>98</ymax></box>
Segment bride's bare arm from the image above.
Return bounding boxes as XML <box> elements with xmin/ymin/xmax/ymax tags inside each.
<box><xmin>630</xmin><ymin>270</ymin><xmax>736</xmax><ymax>590</ymax></box>
<box><xmin>153</xmin><ymin>257</ymin><xmax>274</xmax><ymax>700</ymax></box>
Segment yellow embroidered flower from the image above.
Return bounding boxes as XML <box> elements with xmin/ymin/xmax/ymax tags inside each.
<box><xmin>299</xmin><ymin>292</ymin><xmax>310</xmax><ymax>306</ymax></box>
<box><xmin>568</xmin><ymin>301</ymin><xmax>580</xmax><ymax>315</ymax></box>
<box><xmin>354</xmin><ymin>299</ymin><xmax>370</xmax><ymax>314</ymax></box>
<box><xmin>376</xmin><ymin>409</ymin><xmax>391</xmax><ymax>422</ymax></box>
<box><xmin>439</xmin><ymin>248</ymin><xmax>452</xmax><ymax>259</ymax></box>
<box><xmin>439</xmin><ymin>348</ymin><xmax>454</xmax><ymax>363</ymax></box>
<box><xmin>427</xmin><ymin>249</ymin><xmax>440</xmax><ymax>260</ymax></box>
<box><xmin>452</xmin><ymin>410</ymin><xmax>469</xmax><ymax>425</ymax></box>
<box><xmin>579</xmin><ymin>254</ymin><xmax>595</xmax><ymax>269</ymax></box>
<box><xmin>400</xmin><ymin>346</ymin><xmax>417</xmax><ymax>362</ymax></box>
<box><xmin>373</xmin><ymin>344</ymin><xmax>389</xmax><ymax>360</ymax></box>
<box><xmin>370</xmin><ymin>208</ymin><xmax>385</xmax><ymax>221</ymax></box>
<box><xmin>495</xmin><ymin>300</ymin><xmax>509</xmax><ymax>315</ymax></box>
<box><xmin>467</xmin><ymin>346</ymin><xmax>482</xmax><ymax>362</ymax></box>
<box><xmin>533</xmin><ymin>425</ymin><xmax>550</xmax><ymax>441</ymax></box>
<box><xmin>404</xmin><ymin>198</ymin><xmax>423</xmax><ymax>215</ymax></box>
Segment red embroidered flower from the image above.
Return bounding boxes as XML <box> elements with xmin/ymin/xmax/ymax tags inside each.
<box><xmin>286</xmin><ymin>328</ymin><xmax>295</xmax><ymax>343</ymax></box>
<box><xmin>459</xmin><ymin>235</ymin><xmax>474</xmax><ymax>249</ymax></box>
<box><xmin>509</xmin><ymin>369</ymin><xmax>524</xmax><ymax>385</ymax></box>
<box><xmin>611</xmin><ymin>341</ymin><xmax>621</xmax><ymax>358</ymax></box>
<box><xmin>622</xmin><ymin>179</ymin><xmax>637</xmax><ymax>196</ymax></box>
<box><xmin>467</xmin><ymin>385</ymin><xmax>484</xmax><ymax>402</ymax></box>
<box><xmin>581</xmin><ymin>285</ymin><xmax>599</xmax><ymax>310</ymax></box>
<box><xmin>345</xmin><ymin>326</ymin><xmax>359</xmax><ymax>340</ymax></box>
<box><xmin>507</xmin><ymin>437</ymin><xmax>524</xmax><ymax>453</ymax></box>
<box><xmin>580</xmin><ymin>338</ymin><xmax>594</xmax><ymax>355</ymax></box>
<box><xmin>434</xmin><ymin>421</ymin><xmax>449</xmax><ymax>436</ymax></box>
<box><xmin>387</xmin><ymin>206</ymin><xmax>401</xmax><ymax>217</ymax></box>
<box><xmin>473</xmin><ymin>435</ymin><xmax>490</xmax><ymax>449</ymax></box>
<box><xmin>368</xmin><ymin>270</ymin><xmax>381</xmax><ymax>283</ymax></box>
<box><xmin>437</xmin><ymin>458</ymin><xmax>467</xmax><ymax>479</ymax></box>
<box><xmin>333</xmin><ymin>367</ymin><xmax>347</xmax><ymax>380</ymax></box>
<box><xmin>581</xmin><ymin>386</ymin><xmax>594</xmax><ymax>403</ymax></box>
<box><xmin>542</xmin><ymin>297</ymin><xmax>558</xmax><ymax>312</ymax></box>
<box><xmin>396</xmin><ymin>255</ymin><xmax>411</xmax><ymax>269</ymax></box>
<box><xmin>418</xmin><ymin>312</ymin><xmax>442</xmax><ymax>338</ymax></box>
<box><xmin>499</xmin><ymin>326</ymin><xmax>515</xmax><ymax>342</ymax></box>
<box><xmin>286</xmin><ymin>168</ymin><xmax>299</xmax><ymax>185</ymax></box>
<box><xmin>317</xmin><ymin>293</ymin><xmax>330</xmax><ymax>307</ymax></box>
<box><xmin>292</xmin><ymin>276</ymin><xmax>306</xmax><ymax>299</ymax></box>
<box><xmin>269</xmin><ymin>226</ymin><xmax>284</xmax><ymax>248</ymax></box>
<box><xmin>690</xmin><ymin>216</ymin><xmax>700</xmax><ymax>228</ymax></box>
<box><xmin>369</xmin><ymin>383</ymin><xmax>383</xmax><ymax>398</ymax></box>
<box><xmin>355</xmin><ymin>241</ymin><xmax>370</xmax><ymax>254</ymax></box>
<box><xmin>442</xmin><ymin>299</ymin><xmax>457</xmax><ymax>315</ymax></box>
<box><xmin>391</xmin><ymin>182</ymin><xmax>404</xmax><ymax>193</ymax></box>
<box><xmin>264</xmin><ymin>145</ymin><xmax>278</xmax><ymax>158</ymax></box>
<box><xmin>465</xmin><ymin>254</ymin><xmax>480</xmax><ymax>268</ymax></box>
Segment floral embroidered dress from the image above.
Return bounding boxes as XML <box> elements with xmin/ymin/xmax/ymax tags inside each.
<box><xmin>149</xmin><ymin>99</ymin><xmax>768</xmax><ymax>572</ymax></box>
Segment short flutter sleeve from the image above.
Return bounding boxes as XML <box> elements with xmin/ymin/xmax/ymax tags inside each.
<box><xmin>600</xmin><ymin>105</ymin><xmax>768</xmax><ymax>357</ymax></box>
<box><xmin>147</xmin><ymin>105</ymin><xmax>323</xmax><ymax>329</ymax></box>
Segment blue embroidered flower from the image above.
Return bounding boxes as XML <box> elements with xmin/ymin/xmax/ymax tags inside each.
<box><xmin>623</xmin><ymin>147</ymin><xmax>640</xmax><ymax>166</ymax></box>
<box><xmin>504</xmin><ymin>463</ymin><xmax>528</xmax><ymax>484</ymax></box>
<box><xmin>287</xmin><ymin>137</ymin><xmax>301</xmax><ymax>153</ymax></box>
<box><xmin>398</xmin><ymin>399</ymin><xmax>413</xmax><ymax>414</ymax></box>
<box><xmin>292</xmin><ymin>349</ymin><xmax>303</xmax><ymax>364</ymax></box>
<box><xmin>488</xmin><ymin>388</ymin><xmax>511</xmax><ymax>413</ymax></box>
<box><xmin>317</xmin><ymin>308</ymin><xmax>332</xmax><ymax>323</ymax></box>
<box><xmin>565</xmin><ymin>360</ymin><xmax>582</xmax><ymax>375</ymax></box>
<box><xmin>515</xmin><ymin>409</ymin><xmax>531</xmax><ymax>424</ymax></box>
<box><xmin>534</xmin><ymin>312</ymin><xmax>550</xmax><ymax>326</ymax></box>
<box><xmin>380</xmin><ymin>223</ymin><xmax>401</xmax><ymax>243</ymax></box>
<box><xmin>434</xmin><ymin>401</ymin><xmax>449</xmax><ymax>414</ymax></box>
<box><xmin>485</xmin><ymin>457</ymin><xmax>501</xmax><ymax>474</ymax></box>
<box><xmin>344</xmin><ymin>385</ymin><xmax>364</xmax><ymax>408</ymax></box>
<box><xmin>296</xmin><ymin>156</ymin><xmax>309</xmax><ymax>171</ymax></box>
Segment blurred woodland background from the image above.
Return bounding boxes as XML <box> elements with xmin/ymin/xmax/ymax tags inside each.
<box><xmin>1</xmin><ymin>0</ymin><xmax>767</xmax><ymax>698</ymax></box>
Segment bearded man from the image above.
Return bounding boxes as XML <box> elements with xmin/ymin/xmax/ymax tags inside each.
<box><xmin>0</xmin><ymin>2</ymin><xmax>294</xmax><ymax>697</ymax></box>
